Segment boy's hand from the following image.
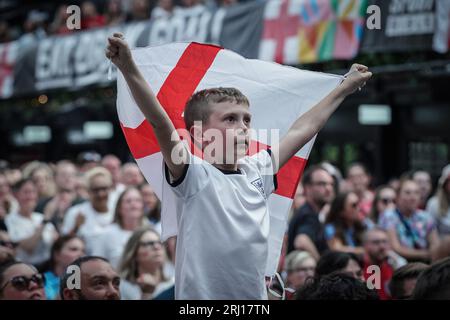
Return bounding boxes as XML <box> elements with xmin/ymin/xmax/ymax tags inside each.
<box><xmin>105</xmin><ymin>32</ymin><xmax>133</xmax><ymax>73</ymax></box>
<box><xmin>340</xmin><ymin>64</ymin><xmax>372</xmax><ymax>96</ymax></box>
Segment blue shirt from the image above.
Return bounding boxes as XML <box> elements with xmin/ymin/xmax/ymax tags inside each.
<box><xmin>44</xmin><ymin>271</ymin><xmax>60</xmax><ymax>300</ymax></box>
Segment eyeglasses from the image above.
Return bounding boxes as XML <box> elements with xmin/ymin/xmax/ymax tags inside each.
<box><xmin>0</xmin><ymin>274</ymin><xmax>45</xmax><ymax>292</ymax></box>
<box><xmin>380</xmin><ymin>198</ymin><xmax>395</xmax><ymax>205</ymax></box>
<box><xmin>139</xmin><ymin>240</ymin><xmax>162</xmax><ymax>248</ymax></box>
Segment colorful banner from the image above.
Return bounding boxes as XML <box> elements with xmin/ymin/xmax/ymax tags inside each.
<box><xmin>1</xmin><ymin>0</ymin><xmax>447</xmax><ymax>99</ymax></box>
<box><xmin>258</xmin><ymin>0</ymin><xmax>368</xmax><ymax>64</ymax></box>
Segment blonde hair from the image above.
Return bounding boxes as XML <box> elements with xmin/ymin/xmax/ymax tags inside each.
<box><xmin>284</xmin><ymin>250</ymin><xmax>315</xmax><ymax>272</ymax></box>
<box><xmin>84</xmin><ymin>166</ymin><xmax>112</xmax><ymax>189</ymax></box>
<box><xmin>118</xmin><ymin>226</ymin><xmax>166</xmax><ymax>283</ymax></box>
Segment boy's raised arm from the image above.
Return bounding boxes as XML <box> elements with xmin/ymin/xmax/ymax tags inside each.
<box><xmin>106</xmin><ymin>33</ymin><xmax>187</xmax><ymax>180</ymax></box>
<box><xmin>272</xmin><ymin>64</ymin><xmax>372</xmax><ymax>173</ymax></box>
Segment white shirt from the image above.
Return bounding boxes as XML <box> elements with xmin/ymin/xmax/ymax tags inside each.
<box><xmin>91</xmin><ymin>223</ymin><xmax>132</xmax><ymax>270</ymax></box>
<box><xmin>61</xmin><ymin>202</ymin><xmax>114</xmax><ymax>254</ymax></box>
<box><xmin>165</xmin><ymin>150</ymin><xmax>276</xmax><ymax>300</ymax></box>
<box><xmin>5</xmin><ymin>211</ymin><xmax>56</xmax><ymax>265</ymax></box>
<box><xmin>120</xmin><ymin>277</ymin><xmax>174</xmax><ymax>300</ymax></box>
<box><xmin>108</xmin><ymin>183</ymin><xmax>126</xmax><ymax>214</ymax></box>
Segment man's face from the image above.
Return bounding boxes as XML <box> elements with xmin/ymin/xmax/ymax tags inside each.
<box><xmin>397</xmin><ymin>181</ymin><xmax>420</xmax><ymax>213</ymax></box>
<box><xmin>0</xmin><ymin>264</ymin><xmax>46</xmax><ymax>300</ymax></box>
<box><xmin>16</xmin><ymin>181</ymin><xmax>38</xmax><ymax>214</ymax></box>
<box><xmin>102</xmin><ymin>158</ymin><xmax>121</xmax><ymax>184</ymax></box>
<box><xmin>88</xmin><ymin>175</ymin><xmax>111</xmax><ymax>208</ymax></box>
<box><xmin>200</xmin><ymin>102</ymin><xmax>251</xmax><ymax>165</ymax></box>
<box><xmin>72</xmin><ymin>260</ymin><xmax>121</xmax><ymax>300</ymax></box>
<box><xmin>122</xmin><ymin>166</ymin><xmax>144</xmax><ymax>187</ymax></box>
<box><xmin>413</xmin><ymin>171</ymin><xmax>432</xmax><ymax>200</ymax></box>
<box><xmin>304</xmin><ymin>170</ymin><xmax>335</xmax><ymax>207</ymax></box>
<box><xmin>364</xmin><ymin>230</ymin><xmax>389</xmax><ymax>263</ymax></box>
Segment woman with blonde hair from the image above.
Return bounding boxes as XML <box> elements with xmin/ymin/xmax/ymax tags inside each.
<box><xmin>283</xmin><ymin>250</ymin><xmax>316</xmax><ymax>299</ymax></box>
<box><xmin>119</xmin><ymin>226</ymin><xmax>174</xmax><ymax>300</ymax></box>
<box><xmin>92</xmin><ymin>187</ymin><xmax>148</xmax><ymax>269</ymax></box>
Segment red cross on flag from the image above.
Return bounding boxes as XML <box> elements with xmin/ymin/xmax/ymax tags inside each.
<box><xmin>259</xmin><ymin>0</ymin><xmax>300</xmax><ymax>64</ymax></box>
<box><xmin>116</xmin><ymin>42</ymin><xmax>342</xmax><ymax>275</ymax></box>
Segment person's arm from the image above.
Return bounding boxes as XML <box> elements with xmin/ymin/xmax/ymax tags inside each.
<box><xmin>17</xmin><ymin>223</ymin><xmax>46</xmax><ymax>254</ymax></box>
<box><xmin>327</xmin><ymin>237</ymin><xmax>365</xmax><ymax>256</ymax></box>
<box><xmin>427</xmin><ymin>228</ymin><xmax>440</xmax><ymax>255</ymax></box>
<box><xmin>106</xmin><ymin>33</ymin><xmax>187</xmax><ymax>180</ymax></box>
<box><xmin>272</xmin><ymin>64</ymin><xmax>372</xmax><ymax>172</ymax></box>
<box><xmin>386</xmin><ymin>229</ymin><xmax>430</xmax><ymax>261</ymax></box>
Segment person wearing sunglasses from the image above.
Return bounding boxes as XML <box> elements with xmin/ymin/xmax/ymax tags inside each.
<box><xmin>0</xmin><ymin>261</ymin><xmax>46</xmax><ymax>300</ymax></box>
<box><xmin>118</xmin><ymin>226</ymin><xmax>174</xmax><ymax>300</ymax></box>
<box><xmin>324</xmin><ymin>191</ymin><xmax>373</xmax><ymax>256</ymax></box>
<box><xmin>369</xmin><ymin>185</ymin><xmax>397</xmax><ymax>223</ymax></box>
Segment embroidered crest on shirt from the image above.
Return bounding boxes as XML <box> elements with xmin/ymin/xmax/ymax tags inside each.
<box><xmin>251</xmin><ymin>178</ymin><xmax>266</xmax><ymax>199</ymax></box>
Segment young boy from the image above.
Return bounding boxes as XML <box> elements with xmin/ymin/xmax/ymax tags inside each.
<box><xmin>106</xmin><ymin>32</ymin><xmax>372</xmax><ymax>299</ymax></box>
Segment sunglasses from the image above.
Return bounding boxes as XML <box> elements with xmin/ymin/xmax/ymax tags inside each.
<box><xmin>139</xmin><ymin>240</ymin><xmax>162</xmax><ymax>248</ymax></box>
<box><xmin>380</xmin><ymin>198</ymin><xmax>395</xmax><ymax>205</ymax></box>
<box><xmin>0</xmin><ymin>274</ymin><xmax>45</xmax><ymax>292</ymax></box>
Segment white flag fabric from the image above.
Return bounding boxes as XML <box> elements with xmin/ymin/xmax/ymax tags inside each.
<box><xmin>116</xmin><ymin>42</ymin><xmax>342</xmax><ymax>276</ymax></box>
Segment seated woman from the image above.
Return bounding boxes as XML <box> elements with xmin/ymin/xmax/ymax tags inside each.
<box><xmin>118</xmin><ymin>226</ymin><xmax>174</xmax><ymax>300</ymax></box>
<box><xmin>283</xmin><ymin>250</ymin><xmax>316</xmax><ymax>299</ymax></box>
<box><xmin>369</xmin><ymin>185</ymin><xmax>397</xmax><ymax>223</ymax></box>
<box><xmin>0</xmin><ymin>260</ymin><xmax>46</xmax><ymax>300</ymax></box>
<box><xmin>41</xmin><ymin>235</ymin><xmax>85</xmax><ymax>300</ymax></box>
<box><xmin>379</xmin><ymin>179</ymin><xmax>440</xmax><ymax>262</ymax></box>
<box><xmin>325</xmin><ymin>191</ymin><xmax>372</xmax><ymax>256</ymax></box>
<box><xmin>92</xmin><ymin>187</ymin><xmax>148</xmax><ymax>270</ymax></box>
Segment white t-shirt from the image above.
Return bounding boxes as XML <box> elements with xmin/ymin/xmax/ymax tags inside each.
<box><xmin>5</xmin><ymin>211</ymin><xmax>57</xmax><ymax>265</ymax></box>
<box><xmin>91</xmin><ymin>223</ymin><xmax>132</xmax><ymax>270</ymax></box>
<box><xmin>61</xmin><ymin>202</ymin><xmax>114</xmax><ymax>254</ymax></box>
<box><xmin>120</xmin><ymin>277</ymin><xmax>174</xmax><ymax>300</ymax></box>
<box><xmin>165</xmin><ymin>149</ymin><xmax>276</xmax><ymax>300</ymax></box>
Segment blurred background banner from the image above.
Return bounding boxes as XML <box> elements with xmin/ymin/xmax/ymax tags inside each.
<box><xmin>361</xmin><ymin>0</ymin><xmax>436</xmax><ymax>53</ymax></box>
<box><xmin>0</xmin><ymin>0</ymin><xmax>449</xmax><ymax>181</ymax></box>
<box><xmin>5</xmin><ymin>0</ymin><xmax>450</xmax><ymax>100</ymax></box>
